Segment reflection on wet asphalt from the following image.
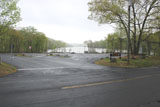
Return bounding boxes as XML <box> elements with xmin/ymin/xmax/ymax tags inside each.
<box><xmin>0</xmin><ymin>53</ymin><xmax>160</xmax><ymax>107</ymax></box>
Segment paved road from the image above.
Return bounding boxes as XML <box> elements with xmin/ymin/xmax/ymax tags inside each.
<box><xmin>0</xmin><ymin>53</ymin><xmax>160</xmax><ymax>107</ymax></box>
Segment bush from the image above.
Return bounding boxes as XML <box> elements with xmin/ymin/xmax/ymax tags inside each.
<box><xmin>110</xmin><ymin>58</ymin><xmax>117</xmax><ymax>63</ymax></box>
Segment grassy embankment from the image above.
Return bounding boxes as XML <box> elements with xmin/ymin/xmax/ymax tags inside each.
<box><xmin>15</xmin><ymin>53</ymin><xmax>31</xmax><ymax>57</ymax></box>
<box><xmin>95</xmin><ymin>56</ymin><xmax>160</xmax><ymax>68</ymax></box>
<box><xmin>0</xmin><ymin>63</ymin><xmax>17</xmax><ymax>77</ymax></box>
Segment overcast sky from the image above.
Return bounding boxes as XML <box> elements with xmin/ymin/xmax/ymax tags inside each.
<box><xmin>17</xmin><ymin>0</ymin><xmax>114</xmax><ymax>44</ymax></box>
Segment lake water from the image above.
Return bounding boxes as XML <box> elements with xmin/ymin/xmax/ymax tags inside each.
<box><xmin>48</xmin><ymin>47</ymin><xmax>106</xmax><ymax>53</ymax></box>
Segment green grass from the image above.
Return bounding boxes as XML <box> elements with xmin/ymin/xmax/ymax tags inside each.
<box><xmin>15</xmin><ymin>53</ymin><xmax>32</xmax><ymax>57</ymax></box>
<box><xmin>0</xmin><ymin>62</ymin><xmax>17</xmax><ymax>76</ymax></box>
<box><xmin>130</xmin><ymin>56</ymin><xmax>160</xmax><ymax>67</ymax></box>
<box><xmin>95</xmin><ymin>56</ymin><xmax>160</xmax><ymax>68</ymax></box>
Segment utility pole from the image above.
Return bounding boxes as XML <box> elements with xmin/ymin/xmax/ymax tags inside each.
<box><xmin>127</xmin><ymin>0</ymin><xmax>132</xmax><ymax>64</ymax></box>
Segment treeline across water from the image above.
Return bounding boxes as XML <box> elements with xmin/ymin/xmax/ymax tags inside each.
<box><xmin>84</xmin><ymin>31</ymin><xmax>160</xmax><ymax>56</ymax></box>
<box><xmin>0</xmin><ymin>26</ymin><xmax>66</xmax><ymax>53</ymax></box>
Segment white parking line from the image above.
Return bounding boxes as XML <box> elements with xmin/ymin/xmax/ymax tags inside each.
<box><xmin>18</xmin><ymin>67</ymin><xmax>65</xmax><ymax>71</ymax></box>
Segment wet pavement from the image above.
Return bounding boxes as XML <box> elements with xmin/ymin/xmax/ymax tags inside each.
<box><xmin>0</xmin><ymin>53</ymin><xmax>160</xmax><ymax>107</ymax></box>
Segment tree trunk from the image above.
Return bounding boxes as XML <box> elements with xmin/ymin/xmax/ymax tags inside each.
<box><xmin>119</xmin><ymin>39</ymin><xmax>122</xmax><ymax>53</ymax></box>
<box><xmin>132</xmin><ymin>4</ymin><xmax>137</xmax><ymax>55</ymax></box>
<box><xmin>136</xmin><ymin>0</ymin><xmax>156</xmax><ymax>54</ymax></box>
<box><xmin>147</xmin><ymin>41</ymin><xmax>151</xmax><ymax>56</ymax></box>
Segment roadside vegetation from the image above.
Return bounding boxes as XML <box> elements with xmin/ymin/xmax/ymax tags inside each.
<box><xmin>95</xmin><ymin>56</ymin><xmax>160</xmax><ymax>68</ymax></box>
<box><xmin>14</xmin><ymin>53</ymin><xmax>32</xmax><ymax>57</ymax></box>
<box><xmin>0</xmin><ymin>26</ymin><xmax>66</xmax><ymax>53</ymax></box>
<box><xmin>88</xmin><ymin>0</ymin><xmax>160</xmax><ymax>55</ymax></box>
<box><xmin>0</xmin><ymin>63</ymin><xmax>16</xmax><ymax>77</ymax></box>
<box><xmin>85</xmin><ymin>0</ymin><xmax>160</xmax><ymax>56</ymax></box>
<box><xmin>86</xmin><ymin>0</ymin><xmax>160</xmax><ymax>67</ymax></box>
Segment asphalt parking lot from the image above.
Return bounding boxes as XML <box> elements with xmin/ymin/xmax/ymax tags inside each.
<box><xmin>0</xmin><ymin>53</ymin><xmax>160</xmax><ymax>107</ymax></box>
